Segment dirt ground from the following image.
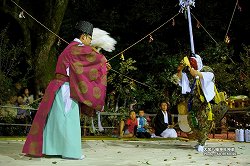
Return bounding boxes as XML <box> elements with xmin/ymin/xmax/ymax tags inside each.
<box><xmin>0</xmin><ymin>137</ymin><xmax>249</xmax><ymax>166</ymax></box>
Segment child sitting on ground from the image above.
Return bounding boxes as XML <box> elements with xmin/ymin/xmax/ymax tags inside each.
<box><xmin>119</xmin><ymin>111</ymin><xmax>137</xmax><ymax>138</ymax></box>
<box><xmin>136</xmin><ymin>110</ymin><xmax>152</xmax><ymax>138</ymax></box>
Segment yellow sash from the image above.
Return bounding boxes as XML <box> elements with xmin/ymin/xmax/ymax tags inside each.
<box><xmin>196</xmin><ymin>79</ymin><xmax>213</xmax><ymax>120</ymax></box>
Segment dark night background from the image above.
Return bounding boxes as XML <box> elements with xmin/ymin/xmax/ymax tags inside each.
<box><xmin>0</xmin><ymin>0</ymin><xmax>249</xmax><ymax>111</ymax></box>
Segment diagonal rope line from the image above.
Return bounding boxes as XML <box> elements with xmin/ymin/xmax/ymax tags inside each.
<box><xmin>11</xmin><ymin>0</ymin><xmax>69</xmax><ymax>45</ymax></box>
<box><xmin>224</xmin><ymin>0</ymin><xmax>238</xmax><ymax>41</ymax></box>
<box><xmin>109</xmin><ymin>69</ymin><xmax>159</xmax><ymax>92</ymax></box>
<box><xmin>191</xmin><ymin>13</ymin><xmax>218</xmax><ymax>45</ymax></box>
<box><xmin>12</xmin><ymin>0</ymin><xmax>178</xmax><ymax>64</ymax></box>
<box><xmin>9</xmin><ymin>0</ymin><xmax>172</xmax><ymax>91</ymax></box>
<box><xmin>191</xmin><ymin>12</ymin><xmax>235</xmax><ymax>64</ymax></box>
<box><xmin>107</xmin><ymin>13</ymin><xmax>180</xmax><ymax>61</ymax></box>
<box><xmin>10</xmin><ymin>0</ymin><xmax>156</xmax><ymax>90</ymax></box>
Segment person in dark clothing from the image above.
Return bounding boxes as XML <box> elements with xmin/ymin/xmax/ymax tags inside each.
<box><xmin>154</xmin><ymin>101</ymin><xmax>177</xmax><ymax>138</ymax></box>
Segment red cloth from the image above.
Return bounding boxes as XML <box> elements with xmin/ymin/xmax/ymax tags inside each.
<box><xmin>22</xmin><ymin>41</ymin><xmax>107</xmax><ymax>157</ymax></box>
<box><xmin>57</xmin><ymin>41</ymin><xmax>108</xmax><ymax>110</ymax></box>
<box><xmin>126</xmin><ymin>119</ymin><xmax>138</xmax><ymax>134</ymax></box>
<box><xmin>22</xmin><ymin>78</ymin><xmax>68</xmax><ymax>156</ymax></box>
<box><xmin>189</xmin><ymin>57</ymin><xmax>198</xmax><ymax>70</ymax></box>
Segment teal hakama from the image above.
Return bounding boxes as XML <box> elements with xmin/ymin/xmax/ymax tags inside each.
<box><xmin>42</xmin><ymin>83</ymin><xmax>82</xmax><ymax>159</ymax></box>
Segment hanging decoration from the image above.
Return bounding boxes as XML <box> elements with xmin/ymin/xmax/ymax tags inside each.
<box><xmin>107</xmin><ymin>13</ymin><xmax>180</xmax><ymax>61</ymax></box>
<box><xmin>196</xmin><ymin>20</ymin><xmax>200</xmax><ymax>29</ymax></box>
<box><xmin>120</xmin><ymin>53</ymin><xmax>125</xmax><ymax>61</ymax></box>
<box><xmin>225</xmin><ymin>35</ymin><xmax>230</xmax><ymax>44</ymax></box>
<box><xmin>11</xmin><ymin>0</ymin><xmax>180</xmax><ymax>91</ymax></box>
<box><xmin>172</xmin><ymin>18</ymin><xmax>175</xmax><ymax>26</ymax></box>
<box><xmin>57</xmin><ymin>39</ymin><xmax>61</xmax><ymax>46</ymax></box>
<box><xmin>18</xmin><ymin>11</ymin><xmax>25</xmax><ymax>18</ymax></box>
<box><xmin>237</xmin><ymin>1</ymin><xmax>242</xmax><ymax>12</ymax></box>
<box><xmin>149</xmin><ymin>34</ymin><xmax>154</xmax><ymax>43</ymax></box>
<box><xmin>179</xmin><ymin>0</ymin><xmax>195</xmax><ymax>13</ymax></box>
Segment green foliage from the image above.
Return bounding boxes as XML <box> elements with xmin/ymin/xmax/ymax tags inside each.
<box><xmin>2</xmin><ymin>0</ymin><xmax>249</xmax><ymax>113</ymax></box>
<box><xmin>131</xmin><ymin>51</ymin><xmax>182</xmax><ymax>112</ymax></box>
<box><xmin>0</xmin><ymin>72</ymin><xmax>13</xmax><ymax>104</ymax></box>
<box><xmin>0</xmin><ymin>27</ymin><xmax>28</xmax><ymax>103</ymax></box>
<box><xmin>200</xmin><ymin>42</ymin><xmax>249</xmax><ymax>96</ymax></box>
<box><xmin>104</xmin><ymin>58</ymin><xmax>139</xmax><ymax>128</ymax></box>
<box><xmin>62</xmin><ymin>0</ymin><xmax>250</xmax><ymax>112</ymax></box>
<box><xmin>238</xmin><ymin>45</ymin><xmax>250</xmax><ymax>96</ymax></box>
<box><xmin>108</xmin><ymin>58</ymin><xmax>137</xmax><ymax>101</ymax></box>
<box><xmin>0</xmin><ymin>27</ymin><xmax>23</xmax><ymax>79</ymax></box>
<box><xmin>107</xmin><ymin>58</ymin><xmax>137</xmax><ymax>114</ymax></box>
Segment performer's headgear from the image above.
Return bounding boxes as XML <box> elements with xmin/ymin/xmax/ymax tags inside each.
<box><xmin>189</xmin><ymin>54</ymin><xmax>203</xmax><ymax>71</ymax></box>
<box><xmin>75</xmin><ymin>21</ymin><xmax>93</xmax><ymax>36</ymax></box>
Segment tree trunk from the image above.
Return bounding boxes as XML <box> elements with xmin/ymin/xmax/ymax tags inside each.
<box><xmin>34</xmin><ymin>0</ymin><xmax>69</xmax><ymax>89</ymax></box>
<box><xmin>0</xmin><ymin>0</ymin><xmax>69</xmax><ymax>94</ymax></box>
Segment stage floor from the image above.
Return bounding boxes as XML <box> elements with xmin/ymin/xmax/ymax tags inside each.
<box><xmin>0</xmin><ymin>135</ymin><xmax>249</xmax><ymax>166</ymax></box>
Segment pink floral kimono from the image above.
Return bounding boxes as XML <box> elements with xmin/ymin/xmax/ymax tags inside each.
<box><xmin>22</xmin><ymin>41</ymin><xmax>107</xmax><ymax>157</ymax></box>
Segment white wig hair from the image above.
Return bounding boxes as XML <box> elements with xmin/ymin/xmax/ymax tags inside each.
<box><xmin>195</xmin><ymin>54</ymin><xmax>203</xmax><ymax>71</ymax></box>
<box><xmin>91</xmin><ymin>28</ymin><xmax>117</xmax><ymax>52</ymax></box>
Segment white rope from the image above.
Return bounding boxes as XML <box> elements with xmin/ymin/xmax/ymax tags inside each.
<box><xmin>107</xmin><ymin>13</ymin><xmax>180</xmax><ymax>61</ymax></box>
<box><xmin>190</xmin><ymin>13</ymin><xmax>235</xmax><ymax>64</ymax></box>
<box><xmin>11</xmin><ymin>0</ymin><xmax>69</xmax><ymax>44</ymax></box>
<box><xmin>224</xmin><ymin>0</ymin><xmax>239</xmax><ymax>41</ymax></box>
<box><xmin>109</xmin><ymin>68</ymin><xmax>160</xmax><ymax>92</ymax></box>
<box><xmin>9</xmin><ymin>1</ymin><xmax>181</xmax><ymax>92</ymax></box>
<box><xmin>191</xmin><ymin>13</ymin><xmax>218</xmax><ymax>45</ymax></box>
<box><xmin>10</xmin><ymin>0</ymin><xmax>171</xmax><ymax>90</ymax></box>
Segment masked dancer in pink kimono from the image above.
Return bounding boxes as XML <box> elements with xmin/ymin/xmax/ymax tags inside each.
<box><xmin>22</xmin><ymin>21</ymin><xmax>115</xmax><ymax>159</ymax></box>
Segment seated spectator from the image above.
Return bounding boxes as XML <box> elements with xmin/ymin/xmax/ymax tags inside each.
<box><xmin>15</xmin><ymin>82</ymin><xmax>23</xmax><ymax>97</ymax></box>
<box><xmin>119</xmin><ymin>111</ymin><xmax>137</xmax><ymax>138</ymax></box>
<box><xmin>22</xmin><ymin>87</ymin><xmax>34</xmax><ymax>105</ymax></box>
<box><xmin>0</xmin><ymin>95</ymin><xmax>18</xmax><ymax>118</ymax></box>
<box><xmin>16</xmin><ymin>96</ymin><xmax>28</xmax><ymax>119</ymax></box>
<box><xmin>154</xmin><ymin>101</ymin><xmax>177</xmax><ymax>138</ymax></box>
<box><xmin>22</xmin><ymin>87</ymin><xmax>37</xmax><ymax>121</ymax></box>
<box><xmin>36</xmin><ymin>88</ymin><xmax>45</xmax><ymax>99</ymax></box>
<box><xmin>16</xmin><ymin>95</ymin><xmax>32</xmax><ymax>134</ymax></box>
<box><xmin>136</xmin><ymin>109</ymin><xmax>152</xmax><ymax>138</ymax></box>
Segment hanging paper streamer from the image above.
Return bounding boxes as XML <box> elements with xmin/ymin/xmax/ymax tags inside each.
<box><xmin>97</xmin><ymin>111</ymin><xmax>104</xmax><ymax>132</ymax></box>
<box><xmin>18</xmin><ymin>11</ymin><xmax>25</xmax><ymax>18</ymax></box>
<box><xmin>196</xmin><ymin>20</ymin><xmax>200</xmax><ymax>28</ymax></box>
<box><xmin>57</xmin><ymin>39</ymin><xmax>61</xmax><ymax>46</ymax></box>
<box><xmin>172</xmin><ymin>18</ymin><xmax>175</xmax><ymax>26</ymax></box>
<box><xmin>179</xmin><ymin>0</ymin><xmax>195</xmax><ymax>13</ymax></box>
<box><xmin>149</xmin><ymin>34</ymin><xmax>154</xmax><ymax>43</ymax></box>
<box><xmin>120</xmin><ymin>53</ymin><xmax>125</xmax><ymax>61</ymax></box>
<box><xmin>91</xmin><ymin>117</ymin><xmax>96</xmax><ymax>133</ymax></box>
<box><xmin>225</xmin><ymin>35</ymin><xmax>230</xmax><ymax>44</ymax></box>
<box><xmin>237</xmin><ymin>2</ymin><xmax>242</xmax><ymax>12</ymax></box>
